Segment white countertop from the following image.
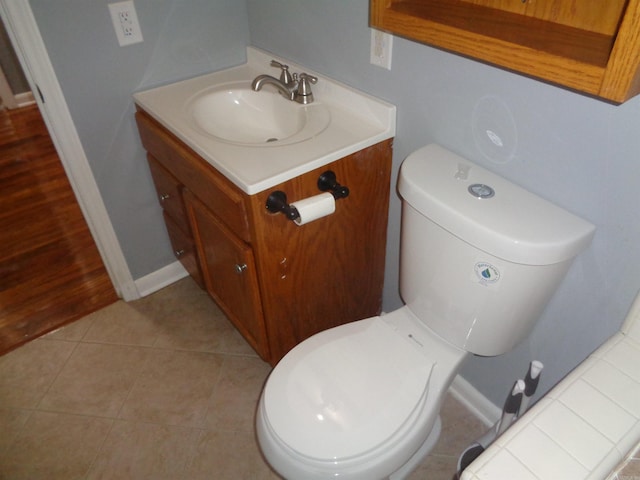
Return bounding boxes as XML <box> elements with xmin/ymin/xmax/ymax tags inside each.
<box><xmin>134</xmin><ymin>47</ymin><xmax>396</xmax><ymax>195</ymax></box>
<box><xmin>461</xmin><ymin>291</ymin><xmax>640</xmax><ymax>480</ymax></box>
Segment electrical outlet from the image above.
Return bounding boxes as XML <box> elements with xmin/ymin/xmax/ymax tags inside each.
<box><xmin>108</xmin><ymin>1</ymin><xmax>143</xmax><ymax>46</ymax></box>
<box><xmin>370</xmin><ymin>29</ymin><xmax>393</xmax><ymax>70</ymax></box>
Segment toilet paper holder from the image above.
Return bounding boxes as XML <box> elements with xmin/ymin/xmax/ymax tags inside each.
<box><xmin>317</xmin><ymin>171</ymin><xmax>349</xmax><ymax>199</ymax></box>
<box><xmin>265</xmin><ymin>170</ymin><xmax>349</xmax><ymax>221</ymax></box>
<box><xmin>265</xmin><ymin>191</ymin><xmax>301</xmax><ymax>220</ymax></box>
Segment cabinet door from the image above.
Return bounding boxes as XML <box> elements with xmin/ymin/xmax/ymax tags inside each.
<box><xmin>183</xmin><ymin>190</ymin><xmax>269</xmax><ymax>360</ymax></box>
<box><xmin>163</xmin><ymin>212</ymin><xmax>204</xmax><ymax>288</ymax></box>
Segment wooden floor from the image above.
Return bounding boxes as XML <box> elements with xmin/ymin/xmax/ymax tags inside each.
<box><xmin>0</xmin><ymin>105</ymin><xmax>118</xmax><ymax>354</ymax></box>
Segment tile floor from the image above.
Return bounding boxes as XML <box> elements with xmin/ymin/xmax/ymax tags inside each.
<box><xmin>0</xmin><ymin>278</ymin><xmax>486</xmax><ymax>479</ymax></box>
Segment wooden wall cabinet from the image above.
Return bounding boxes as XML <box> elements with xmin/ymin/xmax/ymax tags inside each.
<box><xmin>371</xmin><ymin>0</ymin><xmax>640</xmax><ymax>103</ymax></box>
<box><xmin>135</xmin><ymin>109</ymin><xmax>392</xmax><ymax>365</ymax></box>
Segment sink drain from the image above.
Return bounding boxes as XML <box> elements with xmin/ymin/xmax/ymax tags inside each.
<box><xmin>266</xmin><ymin>137</ymin><xmax>278</xmax><ymax>143</ymax></box>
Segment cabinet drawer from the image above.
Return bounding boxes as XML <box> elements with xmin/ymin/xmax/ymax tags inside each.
<box><xmin>147</xmin><ymin>155</ymin><xmax>190</xmax><ymax>233</ymax></box>
<box><xmin>163</xmin><ymin>212</ymin><xmax>204</xmax><ymax>289</ymax></box>
<box><xmin>136</xmin><ymin>111</ymin><xmax>250</xmax><ymax>242</ymax></box>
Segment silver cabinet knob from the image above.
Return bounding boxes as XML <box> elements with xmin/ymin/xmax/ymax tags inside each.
<box><xmin>234</xmin><ymin>263</ymin><xmax>247</xmax><ymax>274</ymax></box>
<box><xmin>174</xmin><ymin>249</ymin><xmax>185</xmax><ymax>257</ymax></box>
<box><xmin>160</xmin><ymin>193</ymin><xmax>170</xmax><ymax>202</ymax></box>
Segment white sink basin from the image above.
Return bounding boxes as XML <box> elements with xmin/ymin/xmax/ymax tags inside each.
<box><xmin>187</xmin><ymin>83</ymin><xmax>330</xmax><ymax>146</ymax></box>
<box><xmin>134</xmin><ymin>47</ymin><xmax>395</xmax><ymax>194</ymax></box>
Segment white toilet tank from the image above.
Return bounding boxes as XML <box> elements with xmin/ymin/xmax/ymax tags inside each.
<box><xmin>398</xmin><ymin>144</ymin><xmax>595</xmax><ymax>356</ymax></box>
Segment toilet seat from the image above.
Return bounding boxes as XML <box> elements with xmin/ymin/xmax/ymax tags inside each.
<box><xmin>262</xmin><ymin>316</ymin><xmax>435</xmax><ymax>462</ymax></box>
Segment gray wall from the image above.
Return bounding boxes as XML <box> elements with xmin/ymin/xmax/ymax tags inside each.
<box><xmin>29</xmin><ymin>0</ymin><xmax>250</xmax><ymax>279</ymax></box>
<box><xmin>28</xmin><ymin>0</ymin><xmax>640</xmax><ymax>407</ymax></box>
<box><xmin>0</xmin><ymin>20</ymin><xmax>29</xmax><ymax>94</ymax></box>
<box><xmin>247</xmin><ymin>0</ymin><xmax>640</xmax><ymax>405</ymax></box>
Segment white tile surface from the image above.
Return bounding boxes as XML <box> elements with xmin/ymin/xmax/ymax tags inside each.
<box><xmin>582</xmin><ymin>361</ymin><xmax>640</xmax><ymax>417</ymax></box>
<box><xmin>602</xmin><ymin>341</ymin><xmax>640</xmax><ymax>383</ymax></box>
<box><xmin>470</xmin><ymin>448</ymin><xmax>538</xmax><ymax>480</ymax></box>
<box><xmin>506</xmin><ymin>426</ymin><xmax>590</xmax><ymax>479</ymax></box>
<box><xmin>533</xmin><ymin>402</ymin><xmax>613</xmax><ymax>470</ymax></box>
<box><xmin>560</xmin><ymin>380</ymin><xmax>635</xmax><ymax>443</ymax></box>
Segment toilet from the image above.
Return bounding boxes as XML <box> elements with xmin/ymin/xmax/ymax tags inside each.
<box><xmin>256</xmin><ymin>144</ymin><xmax>596</xmax><ymax>480</ymax></box>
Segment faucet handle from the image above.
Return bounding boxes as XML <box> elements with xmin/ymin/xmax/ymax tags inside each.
<box><xmin>270</xmin><ymin>60</ymin><xmax>295</xmax><ymax>86</ymax></box>
<box><xmin>295</xmin><ymin>73</ymin><xmax>318</xmax><ymax>104</ymax></box>
<box><xmin>299</xmin><ymin>73</ymin><xmax>318</xmax><ymax>85</ymax></box>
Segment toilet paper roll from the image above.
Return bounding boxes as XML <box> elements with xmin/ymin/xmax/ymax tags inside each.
<box><xmin>290</xmin><ymin>192</ymin><xmax>336</xmax><ymax>226</ymax></box>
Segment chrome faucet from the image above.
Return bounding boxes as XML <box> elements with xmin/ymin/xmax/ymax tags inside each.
<box><xmin>251</xmin><ymin>60</ymin><xmax>317</xmax><ymax>105</ymax></box>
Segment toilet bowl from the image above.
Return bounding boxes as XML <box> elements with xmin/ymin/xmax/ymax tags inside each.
<box><xmin>256</xmin><ymin>308</ymin><xmax>467</xmax><ymax>480</ymax></box>
<box><xmin>257</xmin><ymin>144</ymin><xmax>595</xmax><ymax>479</ymax></box>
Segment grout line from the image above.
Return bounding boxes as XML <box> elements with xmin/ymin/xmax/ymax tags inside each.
<box><xmin>83</xmin><ymin>416</ymin><xmax>117</xmax><ymax>478</ymax></box>
<box><xmin>32</xmin><ymin>337</ymin><xmax>80</xmax><ymax>411</ymax></box>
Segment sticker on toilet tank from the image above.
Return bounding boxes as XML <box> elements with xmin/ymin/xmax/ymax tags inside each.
<box><xmin>473</xmin><ymin>261</ymin><xmax>501</xmax><ymax>286</ymax></box>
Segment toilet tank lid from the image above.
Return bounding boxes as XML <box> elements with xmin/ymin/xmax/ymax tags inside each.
<box><xmin>398</xmin><ymin>144</ymin><xmax>595</xmax><ymax>265</ymax></box>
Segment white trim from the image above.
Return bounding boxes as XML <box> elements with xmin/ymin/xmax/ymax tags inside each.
<box><xmin>0</xmin><ymin>1</ymin><xmax>139</xmax><ymax>301</ymax></box>
<box><xmin>15</xmin><ymin>90</ymin><xmax>34</xmax><ymax>107</ymax></box>
<box><xmin>134</xmin><ymin>261</ymin><xmax>188</xmax><ymax>298</ymax></box>
<box><xmin>450</xmin><ymin>375</ymin><xmax>501</xmax><ymax>427</ymax></box>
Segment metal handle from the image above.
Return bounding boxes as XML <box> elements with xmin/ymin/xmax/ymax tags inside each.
<box><xmin>174</xmin><ymin>249</ymin><xmax>185</xmax><ymax>257</ymax></box>
<box><xmin>234</xmin><ymin>263</ymin><xmax>248</xmax><ymax>274</ymax></box>
<box><xmin>160</xmin><ymin>193</ymin><xmax>170</xmax><ymax>202</ymax></box>
<box><xmin>298</xmin><ymin>72</ymin><xmax>318</xmax><ymax>85</ymax></box>
<box><xmin>295</xmin><ymin>73</ymin><xmax>317</xmax><ymax>104</ymax></box>
<box><xmin>270</xmin><ymin>60</ymin><xmax>294</xmax><ymax>85</ymax></box>
<box><xmin>270</xmin><ymin>60</ymin><xmax>288</xmax><ymax>70</ymax></box>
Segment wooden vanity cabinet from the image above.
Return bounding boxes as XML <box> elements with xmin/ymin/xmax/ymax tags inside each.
<box><xmin>135</xmin><ymin>109</ymin><xmax>392</xmax><ymax>365</ymax></box>
<box><xmin>371</xmin><ymin>0</ymin><xmax>640</xmax><ymax>103</ymax></box>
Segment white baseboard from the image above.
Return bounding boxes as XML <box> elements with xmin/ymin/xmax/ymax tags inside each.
<box><xmin>134</xmin><ymin>261</ymin><xmax>189</xmax><ymax>298</ymax></box>
<box><xmin>16</xmin><ymin>91</ymin><xmax>35</xmax><ymax>107</ymax></box>
<box><xmin>450</xmin><ymin>375</ymin><xmax>501</xmax><ymax>427</ymax></box>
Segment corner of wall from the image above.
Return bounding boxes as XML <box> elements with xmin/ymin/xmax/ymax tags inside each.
<box><xmin>134</xmin><ymin>261</ymin><xmax>189</xmax><ymax>298</ymax></box>
<box><xmin>450</xmin><ymin>374</ymin><xmax>501</xmax><ymax>427</ymax></box>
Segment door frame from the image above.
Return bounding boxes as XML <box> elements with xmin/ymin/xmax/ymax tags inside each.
<box><xmin>0</xmin><ymin>1</ymin><xmax>139</xmax><ymax>300</ymax></box>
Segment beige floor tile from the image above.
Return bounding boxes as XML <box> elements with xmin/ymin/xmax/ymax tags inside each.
<box><xmin>131</xmin><ymin>277</ymin><xmax>210</xmax><ymax>321</ymax></box>
<box><xmin>404</xmin><ymin>393</ymin><xmax>490</xmax><ymax>479</ymax></box>
<box><xmin>86</xmin><ymin>420</ymin><xmax>200</xmax><ymax>480</ymax></box>
<box><xmin>185</xmin><ymin>428</ymin><xmax>282</xmax><ymax>480</ymax></box>
<box><xmin>409</xmin><ymin>453</ymin><xmax>459</xmax><ymax>480</ymax></box>
<box><xmin>204</xmin><ymin>355</ymin><xmax>272</xmax><ymax>432</ymax></box>
<box><xmin>151</xmin><ymin>287</ymin><xmax>256</xmax><ymax>355</ymax></box>
<box><xmin>0</xmin><ymin>408</ymin><xmax>31</xmax><ymax>455</ymax></box>
<box><xmin>433</xmin><ymin>394</ymin><xmax>489</xmax><ymax>456</ymax></box>
<box><xmin>0</xmin><ymin>338</ymin><xmax>76</xmax><ymax>408</ymax></box>
<box><xmin>38</xmin><ymin>342</ymin><xmax>149</xmax><ymax>417</ymax></box>
<box><xmin>119</xmin><ymin>349</ymin><xmax>224</xmax><ymax>427</ymax></box>
<box><xmin>82</xmin><ymin>300</ymin><xmax>162</xmax><ymax>346</ymax></box>
<box><xmin>0</xmin><ymin>411</ymin><xmax>112</xmax><ymax>480</ymax></box>
<box><xmin>44</xmin><ymin>315</ymin><xmax>94</xmax><ymax>341</ymax></box>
